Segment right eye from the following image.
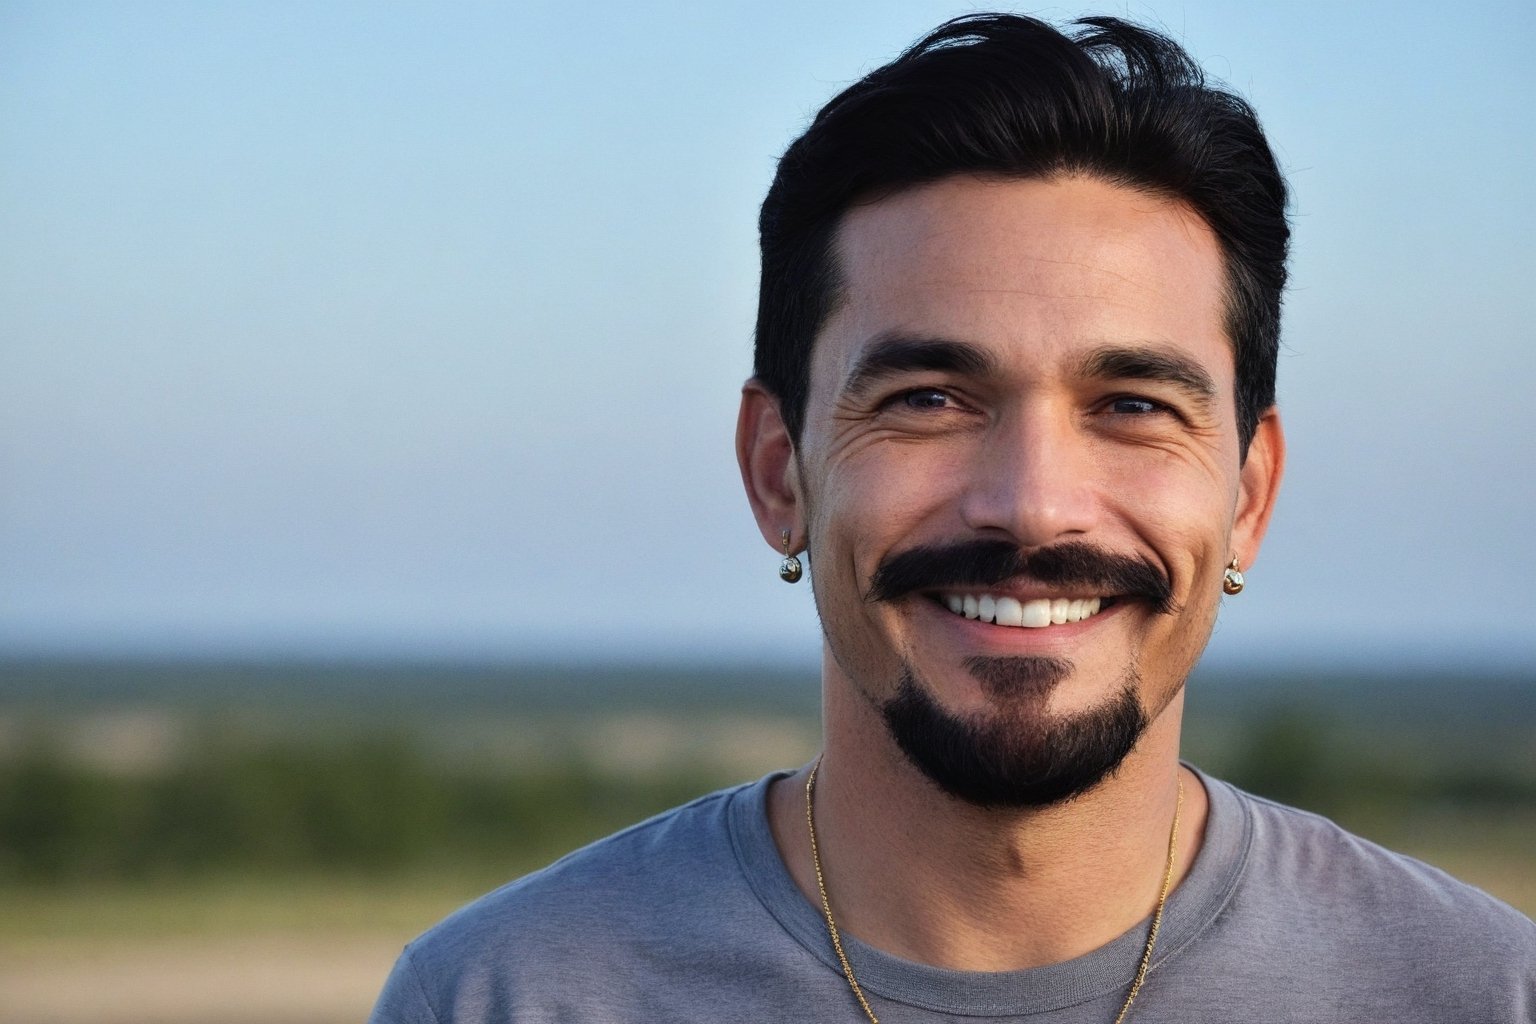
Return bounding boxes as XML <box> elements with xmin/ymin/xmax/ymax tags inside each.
<box><xmin>893</xmin><ymin>388</ymin><xmax>953</xmax><ymax>411</ymax></box>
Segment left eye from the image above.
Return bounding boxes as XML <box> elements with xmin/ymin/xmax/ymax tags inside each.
<box><xmin>1108</xmin><ymin>397</ymin><xmax>1162</xmax><ymax>415</ymax></box>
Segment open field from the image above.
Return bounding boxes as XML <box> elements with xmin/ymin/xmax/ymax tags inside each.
<box><xmin>0</xmin><ymin>874</ymin><xmax>496</xmax><ymax>1024</ymax></box>
<box><xmin>3</xmin><ymin>932</ymin><xmax>397</xmax><ymax>1024</ymax></box>
<box><xmin>1</xmin><ymin>658</ymin><xmax>1531</xmax><ymax>1023</ymax></box>
<box><xmin>4</xmin><ymin>827</ymin><xmax>1533</xmax><ymax>1024</ymax></box>
<box><xmin>3</xmin><ymin>823</ymin><xmax>1533</xmax><ymax>1024</ymax></box>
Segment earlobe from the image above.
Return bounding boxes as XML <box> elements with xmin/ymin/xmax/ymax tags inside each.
<box><xmin>736</xmin><ymin>380</ymin><xmax>804</xmax><ymax>552</ymax></box>
<box><xmin>1231</xmin><ymin>407</ymin><xmax>1285</xmax><ymax>567</ymax></box>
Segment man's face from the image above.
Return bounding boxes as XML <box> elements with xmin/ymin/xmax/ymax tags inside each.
<box><xmin>782</xmin><ymin>174</ymin><xmax>1280</xmax><ymax>804</ymax></box>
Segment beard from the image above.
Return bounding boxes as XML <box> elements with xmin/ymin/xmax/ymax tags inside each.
<box><xmin>880</xmin><ymin>656</ymin><xmax>1148</xmax><ymax>809</ymax></box>
<box><xmin>853</xmin><ymin>538</ymin><xmax>1165</xmax><ymax>808</ymax></box>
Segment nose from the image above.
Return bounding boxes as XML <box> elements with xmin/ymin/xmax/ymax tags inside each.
<box><xmin>958</xmin><ymin>404</ymin><xmax>1099</xmax><ymax>548</ymax></box>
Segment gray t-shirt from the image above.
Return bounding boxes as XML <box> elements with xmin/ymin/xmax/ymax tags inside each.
<box><xmin>370</xmin><ymin>768</ymin><xmax>1536</xmax><ymax>1022</ymax></box>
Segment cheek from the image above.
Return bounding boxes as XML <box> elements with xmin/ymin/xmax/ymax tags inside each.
<box><xmin>812</xmin><ymin>446</ymin><xmax>965</xmax><ymax>563</ymax></box>
<box><xmin>1101</xmin><ymin>452</ymin><xmax>1237</xmax><ymax>576</ymax></box>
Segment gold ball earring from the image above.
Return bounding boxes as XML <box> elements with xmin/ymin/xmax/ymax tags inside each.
<box><xmin>779</xmin><ymin>529</ymin><xmax>803</xmax><ymax>584</ymax></box>
<box><xmin>1223</xmin><ymin>557</ymin><xmax>1245</xmax><ymax>595</ymax></box>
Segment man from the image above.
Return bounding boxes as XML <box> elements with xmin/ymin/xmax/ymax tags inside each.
<box><xmin>372</xmin><ymin>15</ymin><xmax>1535</xmax><ymax>1022</ymax></box>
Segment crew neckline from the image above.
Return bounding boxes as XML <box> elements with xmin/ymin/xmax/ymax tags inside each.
<box><xmin>727</xmin><ymin>764</ymin><xmax>1253</xmax><ymax>1017</ymax></box>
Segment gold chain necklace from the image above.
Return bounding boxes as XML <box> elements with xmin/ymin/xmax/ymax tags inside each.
<box><xmin>804</xmin><ymin>760</ymin><xmax>1184</xmax><ymax>1024</ymax></box>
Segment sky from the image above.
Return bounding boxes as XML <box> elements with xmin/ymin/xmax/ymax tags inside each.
<box><xmin>2</xmin><ymin>0</ymin><xmax>1533</xmax><ymax>671</ymax></box>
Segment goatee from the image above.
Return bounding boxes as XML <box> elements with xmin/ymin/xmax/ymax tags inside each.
<box><xmin>881</xmin><ymin>657</ymin><xmax>1148</xmax><ymax>808</ymax></box>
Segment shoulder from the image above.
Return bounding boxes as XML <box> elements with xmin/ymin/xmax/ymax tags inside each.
<box><xmin>1236</xmin><ymin>782</ymin><xmax>1527</xmax><ymax>919</ymax></box>
<box><xmin>419</xmin><ymin>780</ymin><xmax>746</xmax><ymax>957</ymax></box>
<box><xmin>1162</xmin><ymin>775</ymin><xmax>1536</xmax><ymax>1019</ymax></box>
<box><xmin>1206</xmin><ymin>776</ymin><xmax>1536</xmax><ymax>977</ymax></box>
<box><xmin>368</xmin><ymin>777</ymin><xmax>775</xmax><ymax>1023</ymax></box>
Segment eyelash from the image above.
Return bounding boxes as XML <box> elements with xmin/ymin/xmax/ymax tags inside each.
<box><xmin>1105</xmin><ymin>395</ymin><xmax>1168</xmax><ymax>416</ymax></box>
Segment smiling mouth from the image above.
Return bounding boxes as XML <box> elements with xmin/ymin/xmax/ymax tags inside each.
<box><xmin>933</xmin><ymin>593</ymin><xmax>1110</xmax><ymax>628</ymax></box>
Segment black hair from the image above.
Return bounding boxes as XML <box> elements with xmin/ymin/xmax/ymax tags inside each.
<box><xmin>753</xmin><ymin>14</ymin><xmax>1288</xmax><ymax>456</ymax></box>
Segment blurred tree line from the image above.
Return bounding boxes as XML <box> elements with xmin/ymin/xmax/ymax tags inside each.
<box><xmin>1</xmin><ymin>702</ymin><xmax>1532</xmax><ymax>884</ymax></box>
<box><xmin>0</xmin><ymin>732</ymin><xmax>720</xmax><ymax>883</ymax></box>
<box><xmin>1213</xmin><ymin>705</ymin><xmax>1536</xmax><ymax>822</ymax></box>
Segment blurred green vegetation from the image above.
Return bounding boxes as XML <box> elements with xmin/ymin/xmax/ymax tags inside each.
<box><xmin>0</xmin><ymin>734</ymin><xmax>726</xmax><ymax>883</ymax></box>
<box><xmin>1206</xmin><ymin>702</ymin><xmax>1536</xmax><ymax>823</ymax></box>
<box><xmin>0</xmin><ymin>659</ymin><xmax>820</xmax><ymax>891</ymax></box>
<box><xmin>0</xmin><ymin>659</ymin><xmax>1531</xmax><ymax>917</ymax></box>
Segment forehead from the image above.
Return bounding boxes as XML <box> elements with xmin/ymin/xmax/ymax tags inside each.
<box><xmin>812</xmin><ymin>175</ymin><xmax>1231</xmax><ymax>393</ymax></box>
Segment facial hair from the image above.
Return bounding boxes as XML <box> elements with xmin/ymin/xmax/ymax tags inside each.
<box><xmin>881</xmin><ymin>658</ymin><xmax>1148</xmax><ymax>808</ymax></box>
<box><xmin>867</xmin><ymin>539</ymin><xmax>1174</xmax><ymax>613</ymax></box>
<box><xmin>827</xmin><ymin>538</ymin><xmax>1166</xmax><ymax>807</ymax></box>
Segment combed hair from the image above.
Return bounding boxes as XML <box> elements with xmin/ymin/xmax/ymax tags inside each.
<box><xmin>754</xmin><ymin>14</ymin><xmax>1289</xmax><ymax>456</ymax></box>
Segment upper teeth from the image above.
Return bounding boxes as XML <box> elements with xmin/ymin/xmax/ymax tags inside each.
<box><xmin>944</xmin><ymin>594</ymin><xmax>1103</xmax><ymax>628</ymax></box>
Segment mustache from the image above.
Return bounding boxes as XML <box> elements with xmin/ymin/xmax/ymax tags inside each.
<box><xmin>865</xmin><ymin>539</ymin><xmax>1175</xmax><ymax>615</ymax></box>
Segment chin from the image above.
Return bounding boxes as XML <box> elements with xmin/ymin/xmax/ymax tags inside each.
<box><xmin>880</xmin><ymin>659</ymin><xmax>1148</xmax><ymax>809</ymax></box>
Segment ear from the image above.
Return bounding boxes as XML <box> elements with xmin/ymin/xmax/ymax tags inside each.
<box><xmin>736</xmin><ymin>379</ymin><xmax>804</xmax><ymax>551</ymax></box>
<box><xmin>1231</xmin><ymin>406</ymin><xmax>1285</xmax><ymax>568</ymax></box>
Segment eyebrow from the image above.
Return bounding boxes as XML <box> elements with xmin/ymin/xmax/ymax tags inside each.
<box><xmin>1077</xmin><ymin>345</ymin><xmax>1218</xmax><ymax>404</ymax></box>
<box><xmin>840</xmin><ymin>334</ymin><xmax>998</xmax><ymax>399</ymax></box>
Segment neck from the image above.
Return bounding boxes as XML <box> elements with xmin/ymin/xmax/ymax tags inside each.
<box><xmin>768</xmin><ymin>659</ymin><xmax>1208</xmax><ymax>972</ymax></box>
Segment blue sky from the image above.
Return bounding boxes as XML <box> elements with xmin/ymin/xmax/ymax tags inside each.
<box><xmin>2</xmin><ymin>1</ymin><xmax>1532</xmax><ymax>669</ymax></box>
